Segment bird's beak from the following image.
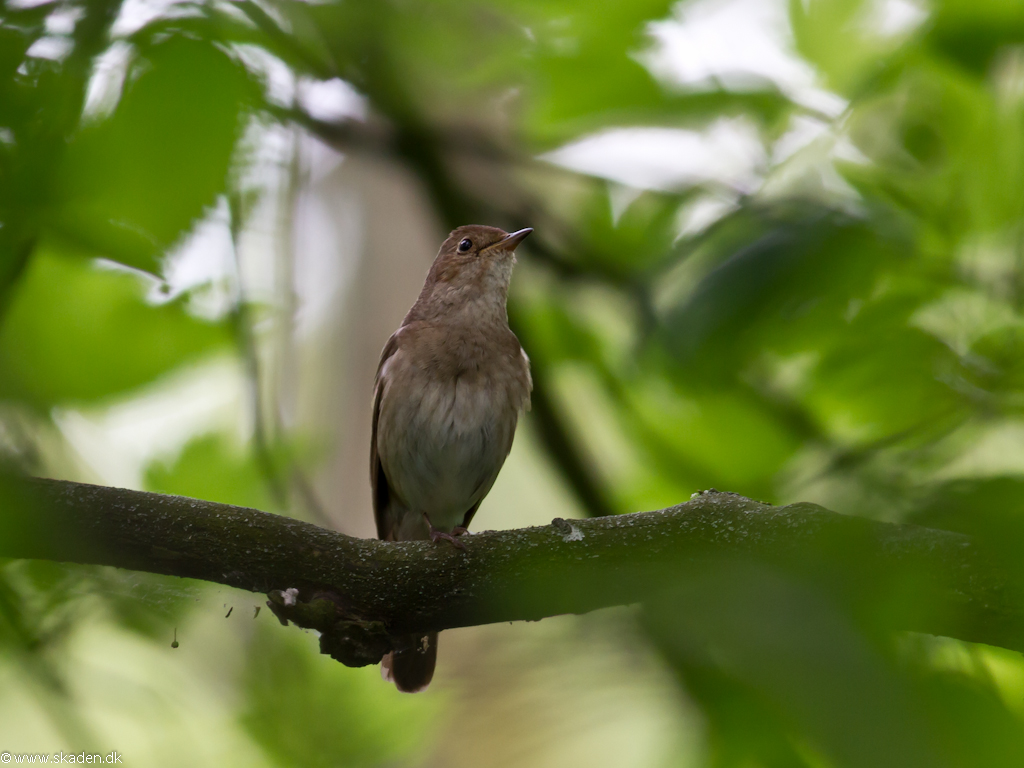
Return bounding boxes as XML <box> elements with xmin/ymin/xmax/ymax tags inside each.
<box><xmin>493</xmin><ymin>227</ymin><xmax>533</xmax><ymax>251</ymax></box>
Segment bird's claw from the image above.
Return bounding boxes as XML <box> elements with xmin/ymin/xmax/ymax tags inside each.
<box><xmin>429</xmin><ymin>528</ymin><xmax>467</xmax><ymax>550</ymax></box>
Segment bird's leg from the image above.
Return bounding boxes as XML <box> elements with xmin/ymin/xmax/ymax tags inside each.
<box><xmin>423</xmin><ymin>513</ymin><xmax>467</xmax><ymax>550</ymax></box>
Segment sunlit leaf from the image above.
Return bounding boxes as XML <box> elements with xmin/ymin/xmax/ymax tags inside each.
<box><xmin>53</xmin><ymin>36</ymin><xmax>255</xmax><ymax>273</ymax></box>
<box><xmin>0</xmin><ymin>247</ymin><xmax>231</xmax><ymax>408</ymax></box>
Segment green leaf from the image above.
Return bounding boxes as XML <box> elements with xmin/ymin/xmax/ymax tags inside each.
<box><xmin>0</xmin><ymin>247</ymin><xmax>231</xmax><ymax>408</ymax></box>
<box><xmin>53</xmin><ymin>36</ymin><xmax>255</xmax><ymax>273</ymax></box>
<box><xmin>658</xmin><ymin>208</ymin><xmax>902</xmax><ymax>385</ymax></box>
<box><xmin>646</xmin><ymin>564</ymin><xmax>960</xmax><ymax>768</ymax></box>
<box><xmin>908</xmin><ymin>476</ymin><xmax>1024</xmax><ymax>580</ymax></box>
<box><xmin>926</xmin><ymin>0</ymin><xmax>1024</xmax><ymax>75</ymax></box>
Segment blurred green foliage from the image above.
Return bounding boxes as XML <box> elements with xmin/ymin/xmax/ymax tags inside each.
<box><xmin>0</xmin><ymin>248</ymin><xmax>230</xmax><ymax>408</ymax></box>
<box><xmin>56</xmin><ymin>36</ymin><xmax>256</xmax><ymax>272</ymax></box>
<box><xmin>4</xmin><ymin>0</ymin><xmax>1024</xmax><ymax>764</ymax></box>
<box><xmin>144</xmin><ymin>434</ymin><xmax>274</xmax><ymax>511</ymax></box>
<box><xmin>241</xmin><ymin>623</ymin><xmax>437</xmax><ymax>768</ymax></box>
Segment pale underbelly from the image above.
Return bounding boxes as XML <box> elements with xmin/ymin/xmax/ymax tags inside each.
<box><xmin>378</xmin><ymin>376</ymin><xmax>515</xmax><ymax>531</ymax></box>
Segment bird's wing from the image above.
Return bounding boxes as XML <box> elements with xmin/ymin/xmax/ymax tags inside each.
<box><xmin>458</xmin><ymin>410</ymin><xmax>520</xmax><ymax>532</ymax></box>
<box><xmin>371</xmin><ymin>329</ymin><xmax>403</xmax><ymax>541</ymax></box>
<box><xmin>459</xmin><ymin>499</ymin><xmax>484</xmax><ymax>532</ymax></box>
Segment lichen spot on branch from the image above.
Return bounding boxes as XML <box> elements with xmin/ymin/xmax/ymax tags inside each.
<box><xmin>552</xmin><ymin>517</ymin><xmax>584</xmax><ymax>542</ymax></box>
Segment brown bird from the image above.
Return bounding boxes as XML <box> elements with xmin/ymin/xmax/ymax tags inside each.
<box><xmin>370</xmin><ymin>224</ymin><xmax>534</xmax><ymax>692</ymax></box>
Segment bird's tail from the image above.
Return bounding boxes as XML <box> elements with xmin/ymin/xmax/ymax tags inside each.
<box><xmin>381</xmin><ymin>632</ymin><xmax>438</xmax><ymax>693</ymax></box>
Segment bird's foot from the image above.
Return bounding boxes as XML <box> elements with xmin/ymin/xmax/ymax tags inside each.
<box><xmin>451</xmin><ymin>526</ymin><xmax>469</xmax><ymax>537</ymax></box>
<box><xmin>429</xmin><ymin>528</ymin><xmax>467</xmax><ymax>550</ymax></box>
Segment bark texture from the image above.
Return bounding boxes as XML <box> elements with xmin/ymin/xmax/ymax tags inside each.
<box><xmin>0</xmin><ymin>476</ymin><xmax>1020</xmax><ymax>664</ymax></box>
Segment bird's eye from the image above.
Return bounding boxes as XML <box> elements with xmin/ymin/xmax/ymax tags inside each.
<box><xmin>458</xmin><ymin>238</ymin><xmax>472</xmax><ymax>252</ymax></box>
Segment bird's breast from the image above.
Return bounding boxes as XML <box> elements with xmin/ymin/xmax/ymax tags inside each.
<box><xmin>376</xmin><ymin>346</ymin><xmax>527</xmax><ymax>529</ymax></box>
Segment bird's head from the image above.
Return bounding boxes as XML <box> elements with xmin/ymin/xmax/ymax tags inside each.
<box><xmin>412</xmin><ymin>225</ymin><xmax>532</xmax><ymax>319</ymax></box>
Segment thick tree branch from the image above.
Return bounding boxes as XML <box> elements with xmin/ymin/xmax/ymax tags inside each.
<box><xmin>0</xmin><ymin>476</ymin><xmax>1021</xmax><ymax>664</ymax></box>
